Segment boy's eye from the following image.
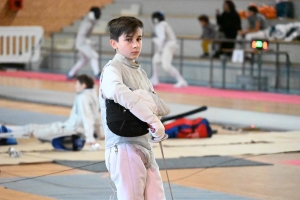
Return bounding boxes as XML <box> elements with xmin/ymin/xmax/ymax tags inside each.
<box><xmin>137</xmin><ymin>38</ymin><xmax>142</xmax><ymax>41</ymax></box>
<box><xmin>126</xmin><ymin>38</ymin><xmax>132</xmax><ymax>42</ymax></box>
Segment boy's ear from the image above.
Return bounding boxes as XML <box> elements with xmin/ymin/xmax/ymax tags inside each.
<box><xmin>110</xmin><ymin>39</ymin><xmax>118</xmax><ymax>50</ymax></box>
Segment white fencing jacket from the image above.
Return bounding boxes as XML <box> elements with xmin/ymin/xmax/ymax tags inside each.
<box><xmin>100</xmin><ymin>54</ymin><xmax>155</xmax><ymax>150</ymax></box>
<box><xmin>65</xmin><ymin>88</ymin><xmax>101</xmax><ymax>143</ymax></box>
<box><xmin>75</xmin><ymin>15</ymin><xmax>98</xmax><ymax>59</ymax></box>
<box><xmin>153</xmin><ymin>21</ymin><xmax>177</xmax><ymax>52</ymax></box>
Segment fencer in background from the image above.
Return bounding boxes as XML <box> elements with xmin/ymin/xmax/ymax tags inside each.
<box><xmin>150</xmin><ymin>11</ymin><xmax>188</xmax><ymax>88</ymax></box>
<box><xmin>0</xmin><ymin>75</ymin><xmax>103</xmax><ymax>151</ymax></box>
<box><xmin>67</xmin><ymin>7</ymin><xmax>101</xmax><ymax>80</ymax></box>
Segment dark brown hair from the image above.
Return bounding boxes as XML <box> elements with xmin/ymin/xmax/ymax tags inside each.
<box><xmin>76</xmin><ymin>74</ymin><xmax>94</xmax><ymax>89</ymax></box>
<box><xmin>108</xmin><ymin>16</ymin><xmax>143</xmax><ymax>41</ymax></box>
<box><xmin>248</xmin><ymin>5</ymin><xmax>258</xmax><ymax>13</ymax></box>
<box><xmin>224</xmin><ymin>0</ymin><xmax>236</xmax><ymax>12</ymax></box>
<box><xmin>198</xmin><ymin>15</ymin><xmax>209</xmax><ymax>23</ymax></box>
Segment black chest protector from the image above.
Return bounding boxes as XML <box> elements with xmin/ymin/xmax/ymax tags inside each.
<box><xmin>105</xmin><ymin>99</ymin><xmax>149</xmax><ymax>137</ymax></box>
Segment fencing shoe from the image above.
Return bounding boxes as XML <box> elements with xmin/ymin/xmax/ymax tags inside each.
<box><xmin>150</xmin><ymin>76</ymin><xmax>160</xmax><ymax>86</ymax></box>
<box><xmin>174</xmin><ymin>80</ymin><xmax>188</xmax><ymax>88</ymax></box>
<box><xmin>94</xmin><ymin>72</ymin><xmax>101</xmax><ymax>80</ymax></box>
<box><xmin>66</xmin><ymin>74</ymin><xmax>76</xmax><ymax>80</ymax></box>
<box><xmin>89</xmin><ymin>143</ymin><xmax>101</xmax><ymax>151</ymax></box>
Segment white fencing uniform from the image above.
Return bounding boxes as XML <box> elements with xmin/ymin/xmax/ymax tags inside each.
<box><xmin>6</xmin><ymin>89</ymin><xmax>102</xmax><ymax>143</ymax></box>
<box><xmin>245</xmin><ymin>29</ymin><xmax>269</xmax><ymax>41</ymax></box>
<box><xmin>268</xmin><ymin>22</ymin><xmax>300</xmax><ymax>41</ymax></box>
<box><xmin>100</xmin><ymin>53</ymin><xmax>166</xmax><ymax>200</ymax></box>
<box><xmin>68</xmin><ymin>14</ymin><xmax>100</xmax><ymax>77</ymax></box>
<box><xmin>242</xmin><ymin>22</ymin><xmax>300</xmax><ymax>42</ymax></box>
<box><xmin>151</xmin><ymin>21</ymin><xmax>187</xmax><ymax>87</ymax></box>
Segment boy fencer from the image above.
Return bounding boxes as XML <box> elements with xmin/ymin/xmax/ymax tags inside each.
<box><xmin>150</xmin><ymin>11</ymin><xmax>188</xmax><ymax>88</ymax></box>
<box><xmin>0</xmin><ymin>75</ymin><xmax>103</xmax><ymax>150</ymax></box>
<box><xmin>67</xmin><ymin>7</ymin><xmax>101</xmax><ymax>80</ymax></box>
<box><xmin>100</xmin><ymin>16</ymin><xmax>170</xmax><ymax>200</ymax></box>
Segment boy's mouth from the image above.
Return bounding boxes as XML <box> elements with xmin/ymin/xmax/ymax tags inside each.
<box><xmin>132</xmin><ymin>51</ymin><xmax>139</xmax><ymax>54</ymax></box>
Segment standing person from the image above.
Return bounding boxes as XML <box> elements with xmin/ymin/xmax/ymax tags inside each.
<box><xmin>67</xmin><ymin>7</ymin><xmax>101</xmax><ymax>80</ymax></box>
<box><xmin>238</xmin><ymin>5</ymin><xmax>268</xmax><ymax>41</ymax></box>
<box><xmin>100</xmin><ymin>16</ymin><xmax>169</xmax><ymax>200</ymax></box>
<box><xmin>216</xmin><ymin>0</ymin><xmax>241</xmax><ymax>57</ymax></box>
<box><xmin>0</xmin><ymin>75</ymin><xmax>103</xmax><ymax>150</ymax></box>
<box><xmin>150</xmin><ymin>11</ymin><xmax>188</xmax><ymax>87</ymax></box>
<box><xmin>198</xmin><ymin>15</ymin><xmax>217</xmax><ymax>58</ymax></box>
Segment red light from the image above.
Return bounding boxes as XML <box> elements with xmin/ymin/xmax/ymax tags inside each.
<box><xmin>251</xmin><ymin>41</ymin><xmax>256</xmax><ymax>49</ymax></box>
<box><xmin>263</xmin><ymin>41</ymin><xmax>268</xmax><ymax>50</ymax></box>
<box><xmin>251</xmin><ymin>39</ymin><xmax>269</xmax><ymax>50</ymax></box>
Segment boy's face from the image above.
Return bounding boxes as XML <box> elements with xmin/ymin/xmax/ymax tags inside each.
<box><xmin>248</xmin><ymin>10</ymin><xmax>255</xmax><ymax>17</ymax></box>
<box><xmin>200</xmin><ymin>21</ymin><xmax>207</xmax><ymax>27</ymax></box>
<box><xmin>75</xmin><ymin>80</ymin><xmax>86</xmax><ymax>93</ymax></box>
<box><xmin>110</xmin><ymin>27</ymin><xmax>143</xmax><ymax>60</ymax></box>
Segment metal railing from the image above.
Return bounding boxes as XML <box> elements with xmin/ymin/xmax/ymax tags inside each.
<box><xmin>207</xmin><ymin>38</ymin><xmax>298</xmax><ymax>91</ymax></box>
<box><xmin>46</xmin><ymin>32</ymin><xmax>300</xmax><ymax>92</ymax></box>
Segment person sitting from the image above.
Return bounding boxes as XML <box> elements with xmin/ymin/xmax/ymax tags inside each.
<box><xmin>198</xmin><ymin>15</ymin><xmax>217</xmax><ymax>58</ymax></box>
<box><xmin>0</xmin><ymin>74</ymin><xmax>103</xmax><ymax>151</ymax></box>
<box><xmin>238</xmin><ymin>5</ymin><xmax>268</xmax><ymax>41</ymax></box>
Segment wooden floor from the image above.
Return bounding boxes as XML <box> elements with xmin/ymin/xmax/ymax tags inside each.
<box><xmin>0</xmin><ymin>186</ymin><xmax>55</xmax><ymax>200</ymax></box>
<box><xmin>167</xmin><ymin>153</ymin><xmax>300</xmax><ymax>200</ymax></box>
<box><xmin>1</xmin><ymin>153</ymin><xmax>299</xmax><ymax>200</ymax></box>
<box><xmin>1</xmin><ymin>75</ymin><xmax>300</xmax><ymax>200</ymax></box>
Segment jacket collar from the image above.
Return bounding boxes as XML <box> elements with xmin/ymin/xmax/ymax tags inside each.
<box><xmin>114</xmin><ymin>53</ymin><xmax>140</xmax><ymax>69</ymax></box>
<box><xmin>77</xmin><ymin>88</ymin><xmax>93</xmax><ymax>95</ymax></box>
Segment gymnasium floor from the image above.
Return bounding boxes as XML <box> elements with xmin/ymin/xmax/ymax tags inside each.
<box><xmin>0</xmin><ymin>71</ymin><xmax>300</xmax><ymax>200</ymax></box>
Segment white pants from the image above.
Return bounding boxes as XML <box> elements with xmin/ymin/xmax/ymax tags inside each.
<box><xmin>105</xmin><ymin>143</ymin><xmax>165</xmax><ymax>200</ymax></box>
<box><xmin>236</xmin><ymin>30</ymin><xmax>269</xmax><ymax>49</ymax></box>
<box><xmin>7</xmin><ymin>122</ymin><xmax>79</xmax><ymax>142</ymax></box>
<box><xmin>152</xmin><ymin>41</ymin><xmax>185</xmax><ymax>83</ymax></box>
<box><xmin>245</xmin><ymin>29</ymin><xmax>269</xmax><ymax>41</ymax></box>
<box><xmin>68</xmin><ymin>45</ymin><xmax>100</xmax><ymax>77</ymax></box>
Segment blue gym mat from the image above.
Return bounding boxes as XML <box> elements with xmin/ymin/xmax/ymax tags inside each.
<box><xmin>0</xmin><ymin>107</ymin><xmax>68</xmax><ymax>125</ymax></box>
<box><xmin>0</xmin><ymin>85</ymin><xmax>74</xmax><ymax>107</ymax></box>
<box><xmin>0</xmin><ymin>174</ymin><xmax>257</xmax><ymax>200</ymax></box>
<box><xmin>54</xmin><ymin>156</ymin><xmax>271</xmax><ymax>172</ymax></box>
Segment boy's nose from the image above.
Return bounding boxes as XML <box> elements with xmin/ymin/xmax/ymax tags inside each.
<box><xmin>133</xmin><ymin>41</ymin><xmax>139</xmax><ymax>48</ymax></box>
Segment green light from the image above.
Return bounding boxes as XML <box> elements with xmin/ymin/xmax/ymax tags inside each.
<box><xmin>256</xmin><ymin>41</ymin><xmax>263</xmax><ymax>48</ymax></box>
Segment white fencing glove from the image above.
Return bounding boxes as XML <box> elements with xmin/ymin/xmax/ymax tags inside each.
<box><xmin>150</xmin><ymin>133</ymin><xmax>169</xmax><ymax>143</ymax></box>
<box><xmin>130</xmin><ymin>98</ymin><xmax>165</xmax><ymax>139</ymax></box>
<box><xmin>149</xmin><ymin>117</ymin><xmax>165</xmax><ymax>139</ymax></box>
